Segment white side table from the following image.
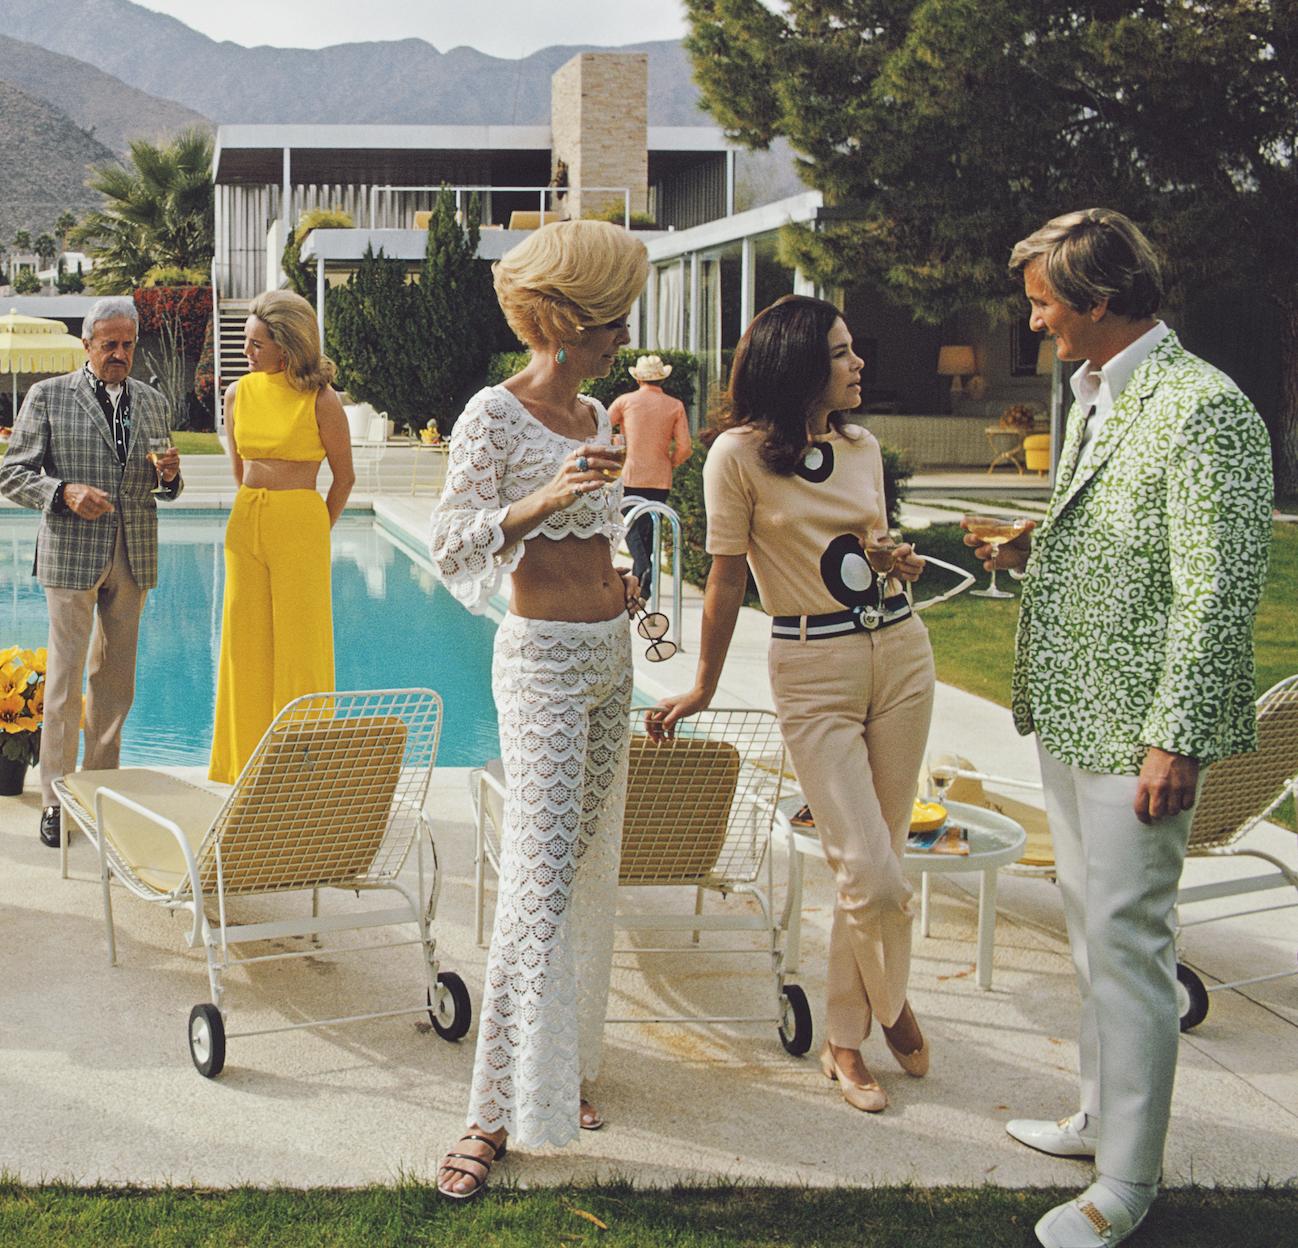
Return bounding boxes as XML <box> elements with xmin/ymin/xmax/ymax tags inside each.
<box><xmin>777</xmin><ymin>798</ymin><xmax>1026</xmax><ymax>991</ymax></box>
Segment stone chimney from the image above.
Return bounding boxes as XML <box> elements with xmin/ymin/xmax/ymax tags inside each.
<box><xmin>550</xmin><ymin>52</ymin><xmax>648</xmax><ymax>222</ymax></box>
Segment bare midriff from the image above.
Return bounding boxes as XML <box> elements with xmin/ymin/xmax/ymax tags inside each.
<box><xmin>242</xmin><ymin>459</ymin><xmax>324</xmax><ymax>491</ymax></box>
<box><xmin>509</xmin><ymin>534</ymin><xmax>626</xmax><ymax>623</ymax></box>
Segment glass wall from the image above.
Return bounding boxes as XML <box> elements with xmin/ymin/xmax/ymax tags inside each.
<box><xmin>642</xmin><ymin>227</ymin><xmax>802</xmax><ymax>428</ymax></box>
<box><xmin>697</xmin><ymin>240</ymin><xmax>743</xmax><ymax>420</ymax></box>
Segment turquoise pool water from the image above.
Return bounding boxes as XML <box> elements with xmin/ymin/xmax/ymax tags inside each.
<box><xmin>0</xmin><ymin>513</ymin><xmax>500</xmax><ymax>768</ymax></box>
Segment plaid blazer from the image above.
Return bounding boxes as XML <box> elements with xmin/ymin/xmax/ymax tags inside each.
<box><xmin>0</xmin><ymin>369</ymin><xmax>183</xmax><ymax>589</ymax></box>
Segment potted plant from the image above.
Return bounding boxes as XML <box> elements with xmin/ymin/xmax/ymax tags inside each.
<box><xmin>0</xmin><ymin>645</ymin><xmax>45</xmax><ymax>795</ymax></box>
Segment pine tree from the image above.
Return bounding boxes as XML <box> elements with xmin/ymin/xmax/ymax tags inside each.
<box><xmin>326</xmin><ymin>187</ymin><xmax>507</xmax><ymax>433</ymax></box>
<box><xmin>685</xmin><ymin>0</ymin><xmax>1298</xmax><ymax>491</ymax></box>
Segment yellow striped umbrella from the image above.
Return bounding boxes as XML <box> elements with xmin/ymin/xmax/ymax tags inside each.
<box><xmin>0</xmin><ymin>308</ymin><xmax>86</xmax><ymax>416</ymax></box>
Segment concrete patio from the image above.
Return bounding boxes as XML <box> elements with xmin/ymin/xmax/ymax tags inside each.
<box><xmin>0</xmin><ymin>491</ymin><xmax>1294</xmax><ymax>1191</ymax></box>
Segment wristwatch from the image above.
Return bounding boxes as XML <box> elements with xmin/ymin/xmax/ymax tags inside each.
<box><xmin>51</xmin><ymin>481</ymin><xmax>68</xmax><ymax>513</ymax></box>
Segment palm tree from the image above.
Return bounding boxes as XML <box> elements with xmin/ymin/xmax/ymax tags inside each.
<box><xmin>12</xmin><ymin>230</ymin><xmax>31</xmax><ymax>254</ymax></box>
<box><xmin>34</xmin><ymin>234</ymin><xmax>58</xmax><ymax>290</ymax></box>
<box><xmin>54</xmin><ymin>211</ymin><xmax>77</xmax><ymax>251</ymax></box>
<box><xmin>73</xmin><ymin>128</ymin><xmax>214</xmax><ymax>294</ymax></box>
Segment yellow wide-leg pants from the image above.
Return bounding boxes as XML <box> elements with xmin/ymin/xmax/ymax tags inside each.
<box><xmin>209</xmin><ymin>488</ymin><xmax>334</xmax><ymax>784</ymax></box>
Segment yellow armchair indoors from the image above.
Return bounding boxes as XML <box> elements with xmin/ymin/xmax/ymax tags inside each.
<box><xmin>1023</xmin><ymin>433</ymin><xmax>1052</xmax><ymax>475</ymax></box>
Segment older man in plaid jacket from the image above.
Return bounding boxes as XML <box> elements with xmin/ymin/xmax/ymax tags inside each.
<box><xmin>0</xmin><ymin>296</ymin><xmax>182</xmax><ymax>846</ymax></box>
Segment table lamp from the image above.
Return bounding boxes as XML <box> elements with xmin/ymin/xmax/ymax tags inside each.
<box><xmin>937</xmin><ymin>344</ymin><xmax>977</xmax><ymax>397</ymax></box>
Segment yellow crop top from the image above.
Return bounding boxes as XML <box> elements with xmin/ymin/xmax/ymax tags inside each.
<box><xmin>232</xmin><ymin>370</ymin><xmax>326</xmax><ymax>462</ymax></box>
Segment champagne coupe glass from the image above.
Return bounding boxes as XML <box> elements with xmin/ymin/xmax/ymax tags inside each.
<box><xmin>964</xmin><ymin>514</ymin><xmax>1029</xmax><ymax>599</ymax></box>
<box><xmin>146</xmin><ymin>435</ymin><xmax>173</xmax><ymax>496</ymax></box>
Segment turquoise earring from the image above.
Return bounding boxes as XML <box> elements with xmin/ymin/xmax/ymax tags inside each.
<box><xmin>556</xmin><ymin>347</ymin><xmax>568</xmax><ymax>364</ymax></box>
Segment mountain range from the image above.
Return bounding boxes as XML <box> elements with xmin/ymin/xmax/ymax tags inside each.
<box><xmin>0</xmin><ymin>0</ymin><xmax>708</xmax><ymax>125</ymax></box>
<box><xmin>0</xmin><ymin>0</ymin><xmax>801</xmax><ymax>251</ymax></box>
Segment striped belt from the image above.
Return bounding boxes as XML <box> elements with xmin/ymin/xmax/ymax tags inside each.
<box><xmin>771</xmin><ymin>594</ymin><xmax>913</xmax><ymax>640</ymax></box>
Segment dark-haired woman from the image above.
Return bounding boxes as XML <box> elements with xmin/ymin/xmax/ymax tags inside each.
<box><xmin>653</xmin><ymin>294</ymin><xmax>934</xmax><ymax>1113</ymax></box>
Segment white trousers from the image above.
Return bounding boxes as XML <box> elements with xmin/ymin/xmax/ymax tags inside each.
<box><xmin>468</xmin><ymin>612</ymin><xmax>633</xmax><ymax>1148</ymax></box>
<box><xmin>1038</xmin><ymin>743</ymin><xmax>1195</xmax><ymax>1186</ymax></box>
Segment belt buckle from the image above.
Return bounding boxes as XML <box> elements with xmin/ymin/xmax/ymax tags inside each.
<box><xmin>854</xmin><ymin>604</ymin><xmax>881</xmax><ymax>631</ymax></box>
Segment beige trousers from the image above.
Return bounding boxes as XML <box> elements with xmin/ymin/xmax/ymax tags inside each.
<box><xmin>40</xmin><ymin>521</ymin><xmax>147</xmax><ymax>805</ymax></box>
<box><xmin>768</xmin><ymin>615</ymin><xmax>934</xmax><ymax>1046</ymax></box>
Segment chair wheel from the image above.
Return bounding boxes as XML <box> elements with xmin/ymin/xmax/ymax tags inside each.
<box><xmin>188</xmin><ymin>1003</ymin><xmax>226</xmax><ymax>1077</ymax></box>
<box><xmin>427</xmin><ymin>971</ymin><xmax>472</xmax><ymax>1042</ymax></box>
<box><xmin>1176</xmin><ymin>963</ymin><xmax>1209</xmax><ymax>1032</ymax></box>
<box><xmin>778</xmin><ymin>983</ymin><xmax>813</xmax><ymax>1056</ymax></box>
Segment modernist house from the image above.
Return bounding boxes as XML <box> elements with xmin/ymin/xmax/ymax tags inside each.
<box><xmin>210</xmin><ymin>50</ymin><xmax>1059</xmax><ymax>473</ymax></box>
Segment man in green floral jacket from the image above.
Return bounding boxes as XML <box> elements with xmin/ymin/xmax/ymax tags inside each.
<box><xmin>970</xmin><ymin>209</ymin><xmax>1272</xmax><ymax>1248</ymax></box>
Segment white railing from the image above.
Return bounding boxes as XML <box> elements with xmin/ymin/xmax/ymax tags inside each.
<box><xmin>622</xmin><ymin>499</ymin><xmax>684</xmax><ymax>648</ymax></box>
<box><xmin>368</xmin><ymin>184</ymin><xmax>633</xmax><ymax>230</ymax></box>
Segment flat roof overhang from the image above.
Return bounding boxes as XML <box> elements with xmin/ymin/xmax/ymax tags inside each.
<box><xmin>213</xmin><ymin>123</ymin><xmax>734</xmax><ymax>184</ymax></box>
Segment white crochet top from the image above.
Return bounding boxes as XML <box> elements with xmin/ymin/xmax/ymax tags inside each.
<box><xmin>429</xmin><ymin>385</ymin><xmax>625</xmax><ymax>612</ymax></box>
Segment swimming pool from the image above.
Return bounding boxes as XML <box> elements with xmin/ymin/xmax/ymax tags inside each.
<box><xmin>0</xmin><ymin>513</ymin><xmax>500</xmax><ymax>768</ymax></box>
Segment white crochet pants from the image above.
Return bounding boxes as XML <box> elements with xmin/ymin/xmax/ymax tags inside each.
<box><xmin>468</xmin><ymin>612</ymin><xmax>633</xmax><ymax>1147</ymax></box>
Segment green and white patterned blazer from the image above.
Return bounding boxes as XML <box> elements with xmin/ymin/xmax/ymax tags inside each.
<box><xmin>1013</xmin><ymin>330</ymin><xmax>1272</xmax><ymax>774</ymax></box>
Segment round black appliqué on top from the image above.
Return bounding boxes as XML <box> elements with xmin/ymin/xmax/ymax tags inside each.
<box><xmin>796</xmin><ymin>441</ymin><xmax>834</xmax><ymax>483</ymax></box>
<box><xmin>820</xmin><ymin>533</ymin><xmax>884</xmax><ymax>609</ymax></box>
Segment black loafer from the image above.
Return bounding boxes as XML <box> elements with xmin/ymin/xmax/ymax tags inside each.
<box><xmin>39</xmin><ymin>805</ymin><xmax>61</xmax><ymax>848</ymax></box>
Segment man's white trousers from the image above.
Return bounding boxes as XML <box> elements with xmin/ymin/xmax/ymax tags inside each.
<box><xmin>1037</xmin><ymin>743</ymin><xmax>1196</xmax><ymax>1186</ymax></box>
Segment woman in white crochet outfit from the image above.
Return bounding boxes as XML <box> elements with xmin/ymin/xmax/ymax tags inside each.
<box><xmin>430</xmin><ymin>220</ymin><xmax>649</xmax><ymax>1199</ymax></box>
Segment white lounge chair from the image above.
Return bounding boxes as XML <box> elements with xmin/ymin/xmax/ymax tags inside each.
<box><xmin>54</xmin><ymin>688</ymin><xmax>470</xmax><ymax>1077</ymax></box>
<box><xmin>933</xmin><ymin>675</ymin><xmax>1298</xmax><ymax>1030</ymax></box>
<box><xmin>469</xmin><ymin>707</ymin><xmax>811</xmax><ymax>1054</ymax></box>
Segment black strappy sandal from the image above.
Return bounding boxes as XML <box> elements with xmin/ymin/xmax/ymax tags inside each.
<box><xmin>437</xmin><ymin>1132</ymin><xmax>507</xmax><ymax>1201</ymax></box>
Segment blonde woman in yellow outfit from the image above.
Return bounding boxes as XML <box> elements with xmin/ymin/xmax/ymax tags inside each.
<box><xmin>209</xmin><ymin>290</ymin><xmax>355</xmax><ymax>783</ymax></box>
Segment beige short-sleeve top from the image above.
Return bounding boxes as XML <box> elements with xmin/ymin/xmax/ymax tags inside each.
<box><xmin>703</xmin><ymin>422</ymin><xmax>889</xmax><ymax>617</ymax></box>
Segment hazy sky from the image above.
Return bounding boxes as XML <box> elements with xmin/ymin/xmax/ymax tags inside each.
<box><xmin>132</xmin><ymin>0</ymin><xmax>691</xmax><ymax>58</ymax></box>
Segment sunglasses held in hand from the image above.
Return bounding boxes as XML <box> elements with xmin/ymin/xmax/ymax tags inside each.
<box><xmin>633</xmin><ymin>604</ymin><xmax>677</xmax><ymax>662</ymax></box>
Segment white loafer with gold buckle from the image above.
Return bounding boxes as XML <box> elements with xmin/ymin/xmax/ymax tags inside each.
<box><xmin>1006</xmin><ymin>1111</ymin><xmax>1098</xmax><ymax>1158</ymax></box>
<box><xmin>1035</xmin><ymin>1183</ymin><xmax>1145</xmax><ymax>1247</ymax></box>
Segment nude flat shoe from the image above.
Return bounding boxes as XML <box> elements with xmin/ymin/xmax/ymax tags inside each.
<box><xmin>883</xmin><ymin>1003</ymin><xmax>929</xmax><ymax>1078</ymax></box>
<box><xmin>819</xmin><ymin>1044</ymin><xmax>888</xmax><ymax>1113</ymax></box>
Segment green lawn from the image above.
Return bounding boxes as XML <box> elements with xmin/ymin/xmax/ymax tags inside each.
<box><xmin>1</xmin><ymin>1181</ymin><xmax>1294</xmax><ymax>1247</ymax></box>
<box><xmin>918</xmin><ymin>520</ymin><xmax>1297</xmax><ymax>706</ymax></box>
<box><xmin>917</xmin><ymin>520</ymin><xmax>1298</xmax><ymax>825</ymax></box>
<box><xmin>172</xmin><ymin>431</ymin><xmax>223</xmax><ymax>455</ymax></box>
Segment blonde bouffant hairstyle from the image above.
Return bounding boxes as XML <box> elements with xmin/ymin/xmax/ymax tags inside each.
<box><xmin>493</xmin><ymin>220</ymin><xmax>649</xmax><ymax>351</ymax></box>
<box><xmin>248</xmin><ymin>289</ymin><xmax>338</xmax><ymax>391</ymax></box>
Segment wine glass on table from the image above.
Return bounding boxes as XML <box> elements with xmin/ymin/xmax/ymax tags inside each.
<box><xmin>963</xmin><ymin>514</ymin><xmax>1030</xmax><ymax>599</ymax></box>
<box><xmin>146</xmin><ymin>435</ymin><xmax>173</xmax><ymax>496</ymax></box>
<box><xmin>926</xmin><ymin>751</ymin><xmax>962</xmax><ymax>804</ymax></box>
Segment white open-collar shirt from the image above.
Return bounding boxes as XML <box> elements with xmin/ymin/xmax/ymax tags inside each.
<box><xmin>1069</xmin><ymin>320</ymin><xmax>1169</xmax><ymax>472</ymax></box>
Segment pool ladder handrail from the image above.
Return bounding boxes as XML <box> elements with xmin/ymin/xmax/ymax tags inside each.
<box><xmin>621</xmin><ymin>498</ymin><xmax>684</xmax><ymax>651</ymax></box>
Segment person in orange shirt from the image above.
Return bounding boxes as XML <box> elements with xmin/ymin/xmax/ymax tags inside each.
<box><xmin>608</xmin><ymin>355</ymin><xmax>693</xmax><ymax>599</ymax></box>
